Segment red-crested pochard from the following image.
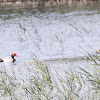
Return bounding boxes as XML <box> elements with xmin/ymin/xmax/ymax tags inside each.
<box><xmin>96</xmin><ymin>50</ymin><xmax>100</xmax><ymax>54</ymax></box>
<box><xmin>0</xmin><ymin>53</ymin><xmax>18</xmax><ymax>62</ymax></box>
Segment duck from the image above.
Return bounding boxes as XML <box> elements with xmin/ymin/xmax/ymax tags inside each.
<box><xmin>96</xmin><ymin>50</ymin><xmax>100</xmax><ymax>54</ymax></box>
<box><xmin>0</xmin><ymin>53</ymin><xmax>18</xmax><ymax>62</ymax></box>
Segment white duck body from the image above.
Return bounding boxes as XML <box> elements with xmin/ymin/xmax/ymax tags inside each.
<box><xmin>1</xmin><ymin>58</ymin><xmax>13</xmax><ymax>62</ymax></box>
<box><xmin>96</xmin><ymin>50</ymin><xmax>100</xmax><ymax>54</ymax></box>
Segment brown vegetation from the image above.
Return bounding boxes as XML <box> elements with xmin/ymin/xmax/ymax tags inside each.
<box><xmin>0</xmin><ymin>0</ymin><xmax>99</xmax><ymax>8</ymax></box>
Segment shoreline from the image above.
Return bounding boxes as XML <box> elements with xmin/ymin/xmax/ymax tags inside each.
<box><xmin>0</xmin><ymin>1</ymin><xmax>100</xmax><ymax>9</ymax></box>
